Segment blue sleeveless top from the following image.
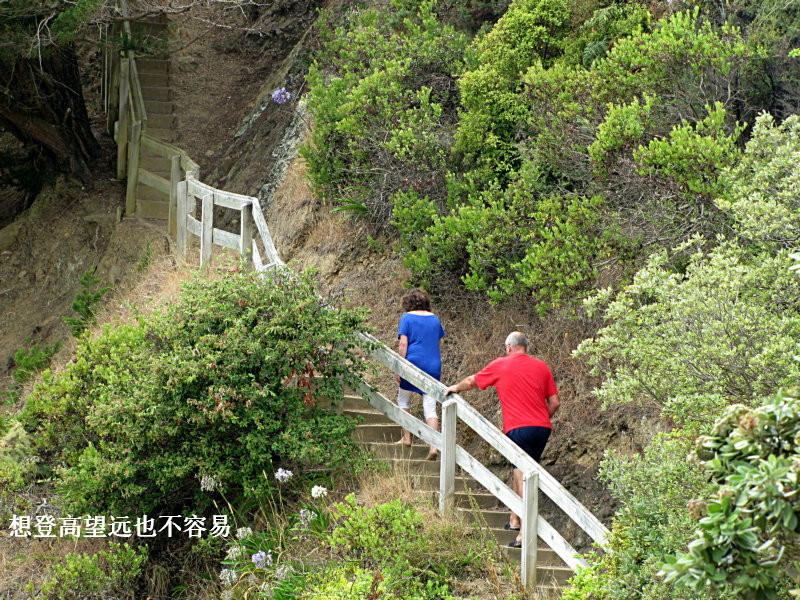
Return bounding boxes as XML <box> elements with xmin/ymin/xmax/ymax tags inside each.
<box><xmin>398</xmin><ymin>312</ymin><xmax>445</xmax><ymax>394</ymax></box>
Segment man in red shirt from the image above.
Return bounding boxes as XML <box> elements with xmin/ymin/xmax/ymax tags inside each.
<box><xmin>445</xmin><ymin>331</ymin><xmax>559</xmax><ymax>547</ymax></box>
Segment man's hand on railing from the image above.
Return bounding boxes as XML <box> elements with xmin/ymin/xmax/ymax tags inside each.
<box><xmin>445</xmin><ymin>375</ymin><xmax>477</xmax><ymax>395</ymax></box>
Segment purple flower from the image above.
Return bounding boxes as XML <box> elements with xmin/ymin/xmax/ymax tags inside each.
<box><xmin>271</xmin><ymin>87</ymin><xmax>292</xmax><ymax>105</ymax></box>
<box><xmin>251</xmin><ymin>550</ymin><xmax>272</xmax><ymax>569</ymax></box>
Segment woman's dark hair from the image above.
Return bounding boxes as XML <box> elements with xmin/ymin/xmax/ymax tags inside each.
<box><xmin>402</xmin><ymin>288</ymin><xmax>431</xmax><ymax>312</ymax></box>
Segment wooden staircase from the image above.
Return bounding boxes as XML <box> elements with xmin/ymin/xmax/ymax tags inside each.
<box><xmin>133</xmin><ymin>18</ymin><xmax>177</xmax><ymax>221</ymax></box>
<box><xmin>343</xmin><ymin>393</ymin><xmax>573</xmax><ymax>593</ymax></box>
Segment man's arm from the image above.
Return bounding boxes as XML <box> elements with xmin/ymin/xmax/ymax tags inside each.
<box><xmin>445</xmin><ymin>375</ymin><xmax>477</xmax><ymax>395</ymax></box>
<box><xmin>546</xmin><ymin>394</ymin><xmax>560</xmax><ymax>417</ymax></box>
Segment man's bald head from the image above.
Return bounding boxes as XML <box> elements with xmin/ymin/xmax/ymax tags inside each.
<box><xmin>504</xmin><ymin>331</ymin><xmax>529</xmax><ymax>352</ymax></box>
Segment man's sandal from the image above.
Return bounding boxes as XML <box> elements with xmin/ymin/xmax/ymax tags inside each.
<box><xmin>508</xmin><ymin>539</ymin><xmax>522</xmax><ymax>548</ymax></box>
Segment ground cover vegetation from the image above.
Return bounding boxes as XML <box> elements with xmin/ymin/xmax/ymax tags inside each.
<box><xmin>304</xmin><ymin>0</ymin><xmax>800</xmax><ymax>597</ymax></box>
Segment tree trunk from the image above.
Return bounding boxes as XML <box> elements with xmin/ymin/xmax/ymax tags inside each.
<box><xmin>0</xmin><ymin>45</ymin><xmax>100</xmax><ymax>179</ymax></box>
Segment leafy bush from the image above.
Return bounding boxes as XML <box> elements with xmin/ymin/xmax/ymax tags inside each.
<box><xmin>38</xmin><ymin>543</ymin><xmax>147</xmax><ymax>600</ymax></box>
<box><xmin>11</xmin><ymin>341</ymin><xmax>60</xmax><ymax>384</ymax></box>
<box><xmin>22</xmin><ymin>270</ymin><xmax>369</xmax><ymax>516</ymax></box>
<box><xmin>576</xmin><ymin>241</ymin><xmax>800</xmax><ymax>429</ymax></box>
<box><xmin>716</xmin><ymin>113</ymin><xmax>800</xmax><ymax>250</ymax></box>
<box><xmin>62</xmin><ymin>268</ymin><xmax>110</xmax><ymax>337</ymax></box>
<box><xmin>564</xmin><ymin>432</ymin><xmax>717</xmax><ymax>600</ymax></box>
<box><xmin>661</xmin><ymin>392</ymin><xmax>800</xmax><ymax>597</ymax></box>
<box><xmin>302</xmin><ymin>0</ymin><xmax>467</xmax><ymax>223</ymax></box>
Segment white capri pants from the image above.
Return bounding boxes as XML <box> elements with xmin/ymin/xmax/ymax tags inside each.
<box><xmin>397</xmin><ymin>389</ymin><xmax>438</xmax><ymax>420</ymax></box>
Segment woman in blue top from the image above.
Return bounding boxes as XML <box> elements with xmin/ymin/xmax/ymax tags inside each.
<box><xmin>396</xmin><ymin>288</ymin><xmax>445</xmax><ymax>460</ymax></box>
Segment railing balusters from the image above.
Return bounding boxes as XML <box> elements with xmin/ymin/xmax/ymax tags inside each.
<box><xmin>521</xmin><ymin>471</ymin><xmax>539</xmax><ymax>588</ymax></box>
<box><xmin>439</xmin><ymin>399</ymin><xmax>457</xmax><ymax>517</ymax></box>
<box><xmin>200</xmin><ymin>192</ymin><xmax>214</xmax><ymax>266</ymax></box>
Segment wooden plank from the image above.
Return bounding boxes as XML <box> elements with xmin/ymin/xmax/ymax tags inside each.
<box><xmin>181</xmin><ymin>156</ymin><xmax>200</xmax><ymax>178</ymax></box>
<box><xmin>240</xmin><ymin>203</ymin><xmax>253</xmax><ymax>267</ymax></box>
<box><xmin>125</xmin><ymin>120</ymin><xmax>142</xmax><ymax>217</ymax></box>
<box><xmin>212</xmin><ymin>228</ymin><xmax>240</xmax><ymax>251</ymax></box>
<box><xmin>138</xmin><ymin>168</ymin><xmax>170</xmax><ymax>195</ymax></box>
<box><xmin>213</xmin><ymin>192</ymin><xmax>251</xmax><ymax>211</ymax></box>
<box><xmin>522</xmin><ymin>472</ymin><xmax>539</xmax><ymax>589</ymax></box>
<box><xmin>116</xmin><ymin>58</ymin><xmax>130</xmax><ymax>179</ymax></box>
<box><xmin>141</xmin><ymin>134</ymin><xmax>182</xmax><ymax>159</ymax></box>
<box><xmin>454</xmin><ymin>447</ymin><xmax>522</xmax><ymax>516</ymax></box>
<box><xmin>358</xmin><ymin>332</ymin><xmax>609</xmax><ymax>547</ymax></box>
<box><xmin>186</xmin><ymin>215</ymin><xmax>201</xmax><ymax>236</ymax></box>
<box><xmin>250</xmin><ymin>199</ymin><xmax>284</xmax><ymax>265</ymax></box>
<box><xmin>439</xmin><ymin>399</ymin><xmax>457</xmax><ymax>517</ymax></box>
<box><xmin>176</xmin><ymin>180</ymin><xmax>188</xmax><ymax>258</ymax></box>
<box><xmin>200</xmin><ymin>192</ymin><xmax>213</xmax><ymax>266</ymax></box>
<box><xmin>128</xmin><ymin>56</ymin><xmax>147</xmax><ymax>124</ymax></box>
<box><xmin>168</xmin><ymin>154</ymin><xmax>180</xmax><ymax>238</ymax></box>
<box><xmin>252</xmin><ymin>242</ymin><xmax>265</xmax><ymax>271</ymax></box>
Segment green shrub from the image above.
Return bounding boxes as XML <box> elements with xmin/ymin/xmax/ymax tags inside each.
<box><xmin>38</xmin><ymin>543</ymin><xmax>147</xmax><ymax>600</ymax></box>
<box><xmin>576</xmin><ymin>241</ymin><xmax>800</xmax><ymax>429</ymax></box>
<box><xmin>302</xmin><ymin>0</ymin><xmax>467</xmax><ymax>223</ymax></box>
<box><xmin>11</xmin><ymin>341</ymin><xmax>60</xmax><ymax>384</ymax></box>
<box><xmin>661</xmin><ymin>392</ymin><xmax>800</xmax><ymax>597</ymax></box>
<box><xmin>22</xmin><ymin>270</ymin><xmax>369</xmax><ymax>516</ymax></box>
<box><xmin>62</xmin><ymin>268</ymin><xmax>110</xmax><ymax>337</ymax></box>
<box><xmin>716</xmin><ymin>113</ymin><xmax>800</xmax><ymax>250</ymax></box>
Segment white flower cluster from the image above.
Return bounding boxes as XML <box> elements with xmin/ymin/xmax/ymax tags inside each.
<box><xmin>219</xmin><ymin>568</ymin><xmax>238</xmax><ymax>587</ymax></box>
<box><xmin>199</xmin><ymin>474</ymin><xmax>220</xmax><ymax>492</ymax></box>
<box><xmin>310</xmin><ymin>485</ymin><xmax>328</xmax><ymax>498</ymax></box>
<box><xmin>225</xmin><ymin>545</ymin><xmax>244</xmax><ymax>560</ymax></box>
<box><xmin>274</xmin><ymin>468</ymin><xmax>293</xmax><ymax>483</ymax></box>
<box><xmin>235</xmin><ymin>526</ymin><xmax>253</xmax><ymax>540</ymax></box>
<box><xmin>276</xmin><ymin>564</ymin><xmax>292</xmax><ymax>581</ymax></box>
<box><xmin>298</xmin><ymin>508</ymin><xmax>317</xmax><ymax>528</ymax></box>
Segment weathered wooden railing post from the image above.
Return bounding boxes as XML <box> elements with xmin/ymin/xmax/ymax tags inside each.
<box><xmin>116</xmin><ymin>57</ymin><xmax>130</xmax><ymax>179</ymax></box>
<box><xmin>240</xmin><ymin>201</ymin><xmax>254</xmax><ymax>268</ymax></box>
<box><xmin>176</xmin><ymin>179</ymin><xmax>188</xmax><ymax>258</ymax></box>
<box><xmin>521</xmin><ymin>470</ymin><xmax>539</xmax><ymax>589</ymax></box>
<box><xmin>439</xmin><ymin>398</ymin><xmax>457</xmax><ymax>517</ymax></box>
<box><xmin>125</xmin><ymin>120</ymin><xmax>142</xmax><ymax>216</ymax></box>
<box><xmin>168</xmin><ymin>154</ymin><xmax>181</xmax><ymax>238</ymax></box>
<box><xmin>200</xmin><ymin>192</ymin><xmax>214</xmax><ymax>266</ymax></box>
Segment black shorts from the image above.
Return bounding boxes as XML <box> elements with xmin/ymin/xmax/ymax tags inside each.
<box><xmin>506</xmin><ymin>426</ymin><xmax>551</xmax><ymax>462</ymax></box>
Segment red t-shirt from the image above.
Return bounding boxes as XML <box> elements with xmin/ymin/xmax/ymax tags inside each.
<box><xmin>474</xmin><ymin>353</ymin><xmax>558</xmax><ymax>433</ymax></box>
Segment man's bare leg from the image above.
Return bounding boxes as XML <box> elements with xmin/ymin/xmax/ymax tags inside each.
<box><xmin>510</xmin><ymin>468</ymin><xmax>523</xmax><ymax>532</ymax></box>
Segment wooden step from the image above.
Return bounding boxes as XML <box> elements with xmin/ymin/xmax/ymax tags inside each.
<box><xmin>137</xmin><ymin>183</ymin><xmax>168</xmax><ymax>204</ymax></box>
<box><xmin>143</xmin><ymin>127</ymin><xmax>177</xmax><ymax>143</ymax></box>
<box><xmin>433</xmin><ymin>490</ymin><xmax>501</xmax><ymax>509</ymax></box>
<box><xmin>457</xmin><ymin>507</ymin><xmax>513</xmax><ymax>529</ymax></box>
<box><xmin>343</xmin><ymin>408</ymin><xmax>390</xmax><ymax>424</ymax></box>
<box><xmin>412</xmin><ymin>474</ymin><xmax>484</xmax><ymax>493</ymax></box>
<box><xmin>140</xmin><ymin>155</ymin><xmax>171</xmax><ymax>175</ymax></box>
<box><xmin>342</xmin><ymin>394</ymin><xmax>370</xmax><ymax>411</ymax></box>
<box><xmin>144</xmin><ymin>100</ymin><xmax>174</xmax><ymax>115</ymax></box>
<box><xmin>146</xmin><ymin>113</ymin><xmax>176</xmax><ymax>130</ymax></box>
<box><xmin>136</xmin><ymin>58</ymin><xmax>170</xmax><ymax>74</ymax></box>
<box><xmin>139</xmin><ymin>71</ymin><xmax>169</xmax><ymax>87</ymax></box>
<box><xmin>355</xmin><ymin>424</ymin><xmax>402</xmax><ymax>443</ymax></box>
<box><xmin>136</xmin><ymin>198</ymin><xmax>169</xmax><ymax>220</ymax></box>
<box><xmin>501</xmin><ymin>550</ymin><xmax>573</xmax><ymax>584</ymax></box>
<box><xmin>140</xmin><ymin>86</ymin><xmax>171</xmax><ymax>101</ymax></box>
<box><xmin>382</xmin><ymin>458</ymin><xmax>454</xmax><ymax>475</ymax></box>
<box><xmin>365</xmin><ymin>442</ymin><xmax>430</xmax><ymax>460</ymax></box>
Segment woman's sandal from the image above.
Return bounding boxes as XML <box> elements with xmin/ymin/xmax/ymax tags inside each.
<box><xmin>425</xmin><ymin>449</ymin><xmax>439</xmax><ymax>461</ymax></box>
<box><xmin>503</xmin><ymin>522</ymin><xmax>521</xmax><ymax>531</ymax></box>
<box><xmin>393</xmin><ymin>438</ymin><xmax>413</xmax><ymax>447</ymax></box>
